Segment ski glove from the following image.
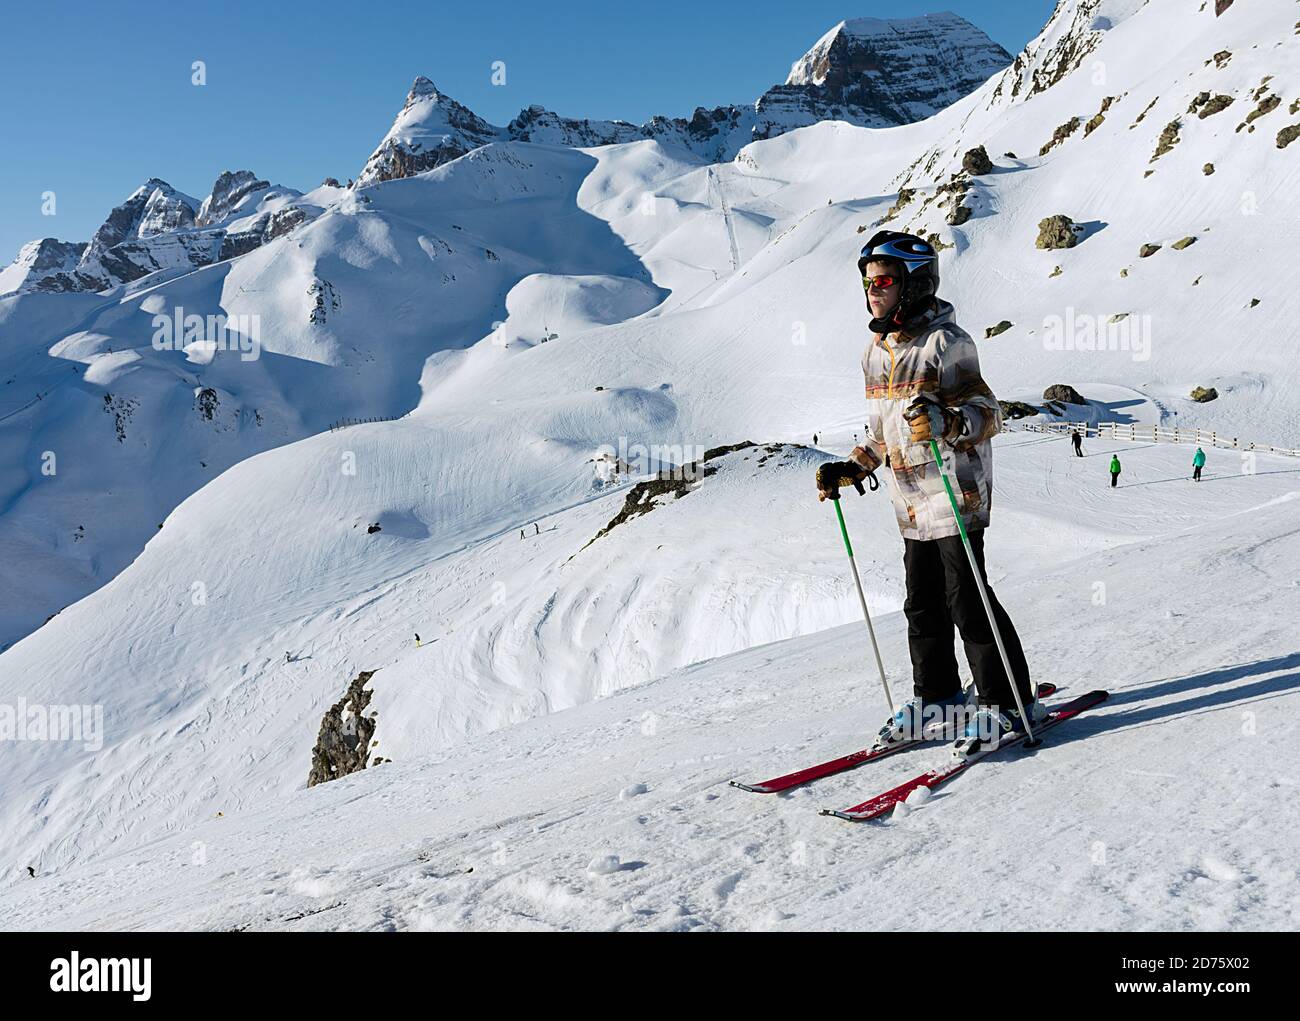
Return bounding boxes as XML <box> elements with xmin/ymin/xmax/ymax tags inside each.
<box><xmin>816</xmin><ymin>458</ymin><xmax>879</xmax><ymax>502</ymax></box>
<box><xmin>903</xmin><ymin>396</ymin><xmax>964</xmax><ymax>445</ymax></box>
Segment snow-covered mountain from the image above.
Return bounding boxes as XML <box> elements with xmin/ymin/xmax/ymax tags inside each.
<box><xmin>356</xmin><ymin>77</ymin><xmax>507</xmax><ymax>186</ymax></box>
<box><xmin>0</xmin><ymin>238</ymin><xmax>87</xmax><ymax>295</ymax></box>
<box><xmin>356</xmin><ymin>12</ymin><xmax>1010</xmax><ymax>183</ymax></box>
<box><xmin>6</xmin><ymin>174</ymin><xmax>328</xmax><ymax>297</ymax></box>
<box><xmin>1</xmin><ymin>0</ymin><xmax>1298</xmax><ymax>928</ymax></box>
<box><xmin>772</xmin><ymin>13</ymin><xmax>1012</xmax><ymax>126</ymax></box>
<box><xmin>1</xmin><ymin>12</ymin><xmax>1009</xmax><ymax>290</ymax></box>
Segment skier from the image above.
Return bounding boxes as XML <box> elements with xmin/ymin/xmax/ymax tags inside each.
<box><xmin>1109</xmin><ymin>454</ymin><xmax>1121</xmax><ymax>488</ymax></box>
<box><xmin>1192</xmin><ymin>446</ymin><xmax>1206</xmax><ymax>481</ymax></box>
<box><xmin>815</xmin><ymin>230</ymin><xmax>1037</xmax><ymax>757</ymax></box>
<box><xmin>1071</xmin><ymin>429</ymin><xmax>1083</xmax><ymax>457</ymax></box>
<box><xmin>813</xmin><ymin>433</ymin><xmax>819</xmax><ymax>446</ymax></box>
<box><xmin>534</xmin><ymin>522</ymin><xmax>540</xmax><ymax>535</ymax></box>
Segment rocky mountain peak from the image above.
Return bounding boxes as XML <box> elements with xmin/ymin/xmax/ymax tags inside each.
<box><xmin>355</xmin><ymin>77</ymin><xmax>503</xmax><ymax>187</ymax></box>
<box><xmin>406</xmin><ymin>75</ymin><xmax>442</xmax><ymax>105</ymax></box>
<box><xmin>777</xmin><ymin>11</ymin><xmax>1011</xmax><ymax>124</ymax></box>
<box><xmin>0</xmin><ymin>238</ymin><xmax>87</xmax><ymax>296</ymax></box>
<box><xmin>197</xmin><ymin>170</ymin><xmax>272</xmax><ymax>226</ymax></box>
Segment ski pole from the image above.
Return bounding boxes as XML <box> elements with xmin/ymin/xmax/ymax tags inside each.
<box><xmin>831</xmin><ymin>497</ymin><xmax>894</xmax><ymax>714</ymax></box>
<box><xmin>926</xmin><ymin>437</ymin><xmax>1038</xmax><ymax>745</ymax></box>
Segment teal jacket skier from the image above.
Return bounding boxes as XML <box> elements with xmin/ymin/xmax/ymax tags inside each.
<box><xmin>1192</xmin><ymin>446</ymin><xmax>1206</xmax><ymax>481</ymax></box>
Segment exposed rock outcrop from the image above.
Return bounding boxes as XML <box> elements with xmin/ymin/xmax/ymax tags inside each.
<box><xmin>1040</xmin><ymin>116</ymin><xmax>1081</xmax><ymax>155</ymax></box>
<box><xmin>961</xmin><ymin>145</ymin><xmax>993</xmax><ymax>175</ymax></box>
<box><xmin>1043</xmin><ymin>383</ymin><xmax>1086</xmax><ymax>405</ymax></box>
<box><xmin>1036</xmin><ymin>215</ymin><xmax>1079</xmax><ymax>250</ymax></box>
<box><xmin>307</xmin><ymin>670</ymin><xmax>380</xmax><ymax>787</ymax></box>
<box><xmin>1150</xmin><ymin>119</ymin><xmax>1181</xmax><ymax>161</ymax></box>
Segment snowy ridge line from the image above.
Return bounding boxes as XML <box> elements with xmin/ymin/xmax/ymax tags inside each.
<box><xmin>328</xmin><ymin>413</ymin><xmax>407</xmax><ymax>433</ymax></box>
<box><xmin>1008</xmin><ymin>421</ymin><xmax>1300</xmax><ymax>458</ymax></box>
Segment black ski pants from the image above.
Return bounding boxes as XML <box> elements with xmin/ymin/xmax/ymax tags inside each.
<box><xmin>902</xmin><ymin>530</ymin><xmax>1033</xmax><ymax>711</ymax></box>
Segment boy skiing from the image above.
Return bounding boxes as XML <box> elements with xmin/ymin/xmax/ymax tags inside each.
<box><xmin>1071</xmin><ymin>429</ymin><xmax>1083</xmax><ymax>456</ymax></box>
<box><xmin>1109</xmin><ymin>454</ymin><xmax>1121</xmax><ymax>487</ymax></box>
<box><xmin>815</xmin><ymin>231</ymin><xmax>1038</xmax><ymax>758</ymax></box>
<box><xmin>1192</xmin><ymin>447</ymin><xmax>1206</xmax><ymax>481</ymax></box>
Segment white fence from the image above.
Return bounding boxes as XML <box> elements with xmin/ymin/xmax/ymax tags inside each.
<box><xmin>1007</xmin><ymin>419</ymin><xmax>1300</xmax><ymax>458</ymax></box>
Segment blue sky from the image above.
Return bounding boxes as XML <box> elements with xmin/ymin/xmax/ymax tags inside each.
<box><xmin>0</xmin><ymin>0</ymin><xmax>1053</xmax><ymax>264</ymax></box>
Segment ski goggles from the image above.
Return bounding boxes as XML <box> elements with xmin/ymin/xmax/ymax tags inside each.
<box><xmin>862</xmin><ymin>273</ymin><xmax>899</xmax><ymax>290</ymax></box>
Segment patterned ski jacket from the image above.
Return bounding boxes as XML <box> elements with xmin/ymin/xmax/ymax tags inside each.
<box><xmin>848</xmin><ymin>299</ymin><xmax>1002</xmax><ymax>541</ymax></box>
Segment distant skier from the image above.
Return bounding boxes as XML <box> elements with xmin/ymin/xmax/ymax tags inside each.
<box><xmin>1071</xmin><ymin>429</ymin><xmax>1083</xmax><ymax>457</ymax></box>
<box><xmin>813</xmin><ymin>433</ymin><xmax>819</xmax><ymax>446</ymax></box>
<box><xmin>520</xmin><ymin>529</ymin><xmax>525</xmax><ymax>540</ymax></box>
<box><xmin>815</xmin><ymin>230</ymin><xmax>1037</xmax><ymax>756</ymax></box>
<box><xmin>534</xmin><ymin>522</ymin><xmax>540</xmax><ymax>535</ymax></box>
<box><xmin>1192</xmin><ymin>446</ymin><xmax>1206</xmax><ymax>481</ymax></box>
<box><xmin>1110</xmin><ymin>454</ymin><xmax>1122</xmax><ymax>487</ymax></box>
<box><xmin>415</xmin><ymin>633</ymin><xmax>421</xmax><ymax>648</ymax></box>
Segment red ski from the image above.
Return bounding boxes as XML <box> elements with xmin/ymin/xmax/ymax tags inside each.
<box><xmin>820</xmin><ymin>689</ymin><xmax>1108</xmax><ymax>821</ymax></box>
<box><xmin>730</xmin><ymin>682</ymin><xmax>1058</xmax><ymax>794</ymax></box>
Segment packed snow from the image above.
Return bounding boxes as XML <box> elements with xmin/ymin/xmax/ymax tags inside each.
<box><xmin>0</xmin><ymin>0</ymin><xmax>1297</xmax><ymax>930</ymax></box>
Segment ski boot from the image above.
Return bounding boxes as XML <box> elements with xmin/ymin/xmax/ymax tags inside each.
<box><xmin>876</xmin><ymin>691</ymin><xmax>969</xmax><ymax>747</ymax></box>
<box><xmin>952</xmin><ymin>698</ymin><xmax>1047</xmax><ymax>760</ymax></box>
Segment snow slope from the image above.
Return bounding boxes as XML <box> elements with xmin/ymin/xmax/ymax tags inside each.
<box><xmin>2</xmin><ymin>428</ymin><xmax>1298</xmax><ymax>929</ymax></box>
<box><xmin>0</xmin><ymin>144</ymin><xmax>660</xmax><ymax>649</ymax></box>
<box><xmin>0</xmin><ymin>0</ymin><xmax>1298</xmax><ymax>925</ymax></box>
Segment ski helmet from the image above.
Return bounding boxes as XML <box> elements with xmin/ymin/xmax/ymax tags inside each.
<box><xmin>858</xmin><ymin>230</ymin><xmax>940</xmax><ymax>328</ymax></box>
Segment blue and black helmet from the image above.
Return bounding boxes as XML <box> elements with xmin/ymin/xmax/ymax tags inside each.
<box><xmin>857</xmin><ymin>230</ymin><xmax>940</xmax><ymax>317</ymax></box>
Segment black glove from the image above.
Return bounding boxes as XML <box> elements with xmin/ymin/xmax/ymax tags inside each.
<box><xmin>816</xmin><ymin>459</ymin><xmax>879</xmax><ymax>502</ymax></box>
